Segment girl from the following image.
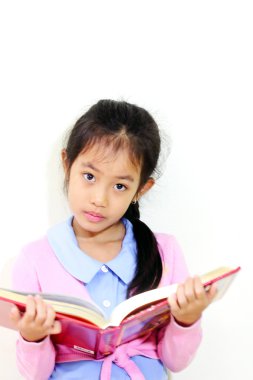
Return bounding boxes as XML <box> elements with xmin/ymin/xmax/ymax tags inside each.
<box><xmin>10</xmin><ymin>99</ymin><xmax>216</xmax><ymax>380</ymax></box>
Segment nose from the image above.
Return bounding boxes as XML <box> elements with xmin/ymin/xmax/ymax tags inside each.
<box><xmin>90</xmin><ymin>187</ymin><xmax>107</xmax><ymax>208</ymax></box>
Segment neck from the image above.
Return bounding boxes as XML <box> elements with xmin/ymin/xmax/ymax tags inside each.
<box><xmin>72</xmin><ymin>218</ymin><xmax>125</xmax><ymax>245</ymax></box>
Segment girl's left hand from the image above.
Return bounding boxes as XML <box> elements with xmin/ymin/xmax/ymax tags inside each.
<box><xmin>168</xmin><ymin>276</ymin><xmax>217</xmax><ymax>326</ymax></box>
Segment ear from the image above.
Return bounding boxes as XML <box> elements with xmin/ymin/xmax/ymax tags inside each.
<box><xmin>136</xmin><ymin>177</ymin><xmax>155</xmax><ymax>201</ymax></box>
<box><xmin>61</xmin><ymin>149</ymin><xmax>69</xmax><ymax>175</ymax></box>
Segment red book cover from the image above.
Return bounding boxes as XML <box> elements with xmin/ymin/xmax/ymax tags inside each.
<box><xmin>0</xmin><ymin>266</ymin><xmax>240</xmax><ymax>359</ymax></box>
<box><xmin>51</xmin><ymin>299</ymin><xmax>170</xmax><ymax>359</ymax></box>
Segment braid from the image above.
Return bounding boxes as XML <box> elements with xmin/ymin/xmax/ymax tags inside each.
<box><xmin>124</xmin><ymin>202</ymin><xmax>163</xmax><ymax>297</ymax></box>
<box><xmin>124</xmin><ymin>202</ymin><xmax>140</xmax><ymax>220</ymax></box>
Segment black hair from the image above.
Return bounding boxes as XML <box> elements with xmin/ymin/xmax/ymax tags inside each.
<box><xmin>64</xmin><ymin>99</ymin><xmax>163</xmax><ymax>297</ymax></box>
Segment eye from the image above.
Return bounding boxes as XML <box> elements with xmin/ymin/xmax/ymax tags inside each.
<box><xmin>83</xmin><ymin>173</ymin><xmax>95</xmax><ymax>182</ymax></box>
<box><xmin>114</xmin><ymin>183</ymin><xmax>127</xmax><ymax>191</ymax></box>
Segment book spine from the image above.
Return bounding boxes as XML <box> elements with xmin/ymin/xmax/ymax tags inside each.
<box><xmin>95</xmin><ymin>326</ymin><xmax>121</xmax><ymax>360</ymax></box>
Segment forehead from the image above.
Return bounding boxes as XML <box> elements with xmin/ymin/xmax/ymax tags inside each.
<box><xmin>74</xmin><ymin>144</ymin><xmax>141</xmax><ymax>176</ymax></box>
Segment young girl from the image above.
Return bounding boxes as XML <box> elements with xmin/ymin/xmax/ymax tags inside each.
<box><xmin>10</xmin><ymin>99</ymin><xmax>216</xmax><ymax>380</ymax></box>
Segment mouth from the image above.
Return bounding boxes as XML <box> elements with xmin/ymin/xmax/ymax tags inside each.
<box><xmin>84</xmin><ymin>211</ymin><xmax>105</xmax><ymax>222</ymax></box>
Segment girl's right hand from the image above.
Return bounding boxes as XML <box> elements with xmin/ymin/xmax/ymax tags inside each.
<box><xmin>9</xmin><ymin>294</ymin><xmax>62</xmax><ymax>342</ymax></box>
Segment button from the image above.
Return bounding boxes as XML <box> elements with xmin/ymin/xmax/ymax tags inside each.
<box><xmin>101</xmin><ymin>265</ymin><xmax>108</xmax><ymax>273</ymax></box>
<box><xmin>102</xmin><ymin>300</ymin><xmax>111</xmax><ymax>308</ymax></box>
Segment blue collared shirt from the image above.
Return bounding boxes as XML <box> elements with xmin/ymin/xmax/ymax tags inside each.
<box><xmin>47</xmin><ymin>217</ymin><xmax>168</xmax><ymax>379</ymax></box>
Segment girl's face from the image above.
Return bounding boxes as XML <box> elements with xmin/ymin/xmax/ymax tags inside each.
<box><xmin>62</xmin><ymin>144</ymin><xmax>154</xmax><ymax>238</ymax></box>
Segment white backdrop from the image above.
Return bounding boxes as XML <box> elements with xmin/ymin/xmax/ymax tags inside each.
<box><xmin>0</xmin><ymin>1</ymin><xmax>252</xmax><ymax>379</ymax></box>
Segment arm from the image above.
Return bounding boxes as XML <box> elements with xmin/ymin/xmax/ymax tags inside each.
<box><xmin>157</xmin><ymin>316</ymin><xmax>202</xmax><ymax>372</ymax></box>
<box><xmin>15</xmin><ymin>335</ymin><xmax>56</xmax><ymax>380</ymax></box>
<box><xmin>158</xmin><ymin>278</ymin><xmax>216</xmax><ymax>372</ymax></box>
<box><xmin>11</xmin><ymin>248</ymin><xmax>57</xmax><ymax>380</ymax></box>
<box><xmin>156</xmin><ymin>236</ymin><xmax>205</xmax><ymax>371</ymax></box>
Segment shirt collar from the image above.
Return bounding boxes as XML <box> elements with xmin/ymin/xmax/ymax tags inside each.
<box><xmin>46</xmin><ymin>217</ymin><xmax>137</xmax><ymax>285</ymax></box>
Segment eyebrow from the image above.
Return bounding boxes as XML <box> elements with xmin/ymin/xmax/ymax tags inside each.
<box><xmin>80</xmin><ymin>162</ymin><xmax>135</xmax><ymax>182</ymax></box>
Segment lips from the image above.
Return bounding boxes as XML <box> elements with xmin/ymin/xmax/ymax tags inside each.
<box><xmin>86</xmin><ymin>211</ymin><xmax>104</xmax><ymax>218</ymax></box>
<box><xmin>84</xmin><ymin>211</ymin><xmax>105</xmax><ymax>222</ymax></box>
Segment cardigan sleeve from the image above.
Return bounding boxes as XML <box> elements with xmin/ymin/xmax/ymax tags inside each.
<box><xmin>11</xmin><ymin>247</ymin><xmax>56</xmax><ymax>380</ymax></box>
<box><xmin>156</xmin><ymin>234</ymin><xmax>202</xmax><ymax>371</ymax></box>
<box><xmin>157</xmin><ymin>317</ymin><xmax>202</xmax><ymax>372</ymax></box>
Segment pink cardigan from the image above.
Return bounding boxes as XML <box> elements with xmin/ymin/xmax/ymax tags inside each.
<box><xmin>12</xmin><ymin>232</ymin><xmax>202</xmax><ymax>380</ymax></box>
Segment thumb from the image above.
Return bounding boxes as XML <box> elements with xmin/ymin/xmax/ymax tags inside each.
<box><xmin>49</xmin><ymin>320</ymin><xmax>62</xmax><ymax>335</ymax></box>
<box><xmin>207</xmin><ymin>283</ymin><xmax>217</xmax><ymax>302</ymax></box>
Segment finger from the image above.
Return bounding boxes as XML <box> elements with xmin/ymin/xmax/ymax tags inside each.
<box><xmin>168</xmin><ymin>293</ymin><xmax>180</xmax><ymax>313</ymax></box>
<box><xmin>9</xmin><ymin>305</ymin><xmax>22</xmax><ymax>323</ymax></box>
<box><xmin>34</xmin><ymin>295</ymin><xmax>47</xmax><ymax>325</ymax></box>
<box><xmin>49</xmin><ymin>320</ymin><xmax>62</xmax><ymax>335</ymax></box>
<box><xmin>22</xmin><ymin>295</ymin><xmax>36</xmax><ymax>323</ymax></box>
<box><xmin>193</xmin><ymin>276</ymin><xmax>206</xmax><ymax>300</ymax></box>
<box><xmin>45</xmin><ymin>304</ymin><xmax>56</xmax><ymax>322</ymax></box>
<box><xmin>184</xmin><ymin>277</ymin><xmax>196</xmax><ymax>303</ymax></box>
<box><xmin>42</xmin><ymin>304</ymin><xmax>56</xmax><ymax>330</ymax></box>
<box><xmin>176</xmin><ymin>283</ymin><xmax>188</xmax><ymax>308</ymax></box>
<box><xmin>43</xmin><ymin>304</ymin><xmax>62</xmax><ymax>335</ymax></box>
<box><xmin>206</xmin><ymin>283</ymin><xmax>217</xmax><ymax>302</ymax></box>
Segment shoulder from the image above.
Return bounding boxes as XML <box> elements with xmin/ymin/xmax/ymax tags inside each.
<box><xmin>17</xmin><ymin>236</ymin><xmax>54</xmax><ymax>264</ymax></box>
<box><xmin>12</xmin><ymin>233</ymin><xmax>70</xmax><ymax>292</ymax></box>
<box><xmin>16</xmin><ymin>217</ymin><xmax>71</xmax><ymax>264</ymax></box>
<box><xmin>11</xmin><ymin>236</ymin><xmax>52</xmax><ymax>291</ymax></box>
<box><xmin>12</xmin><ymin>235</ymin><xmax>59</xmax><ymax>282</ymax></box>
<box><xmin>154</xmin><ymin>232</ymin><xmax>189</xmax><ymax>285</ymax></box>
<box><xmin>154</xmin><ymin>233</ymin><xmax>183</xmax><ymax>260</ymax></box>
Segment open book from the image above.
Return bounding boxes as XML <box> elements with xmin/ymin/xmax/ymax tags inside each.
<box><xmin>0</xmin><ymin>266</ymin><xmax>240</xmax><ymax>359</ymax></box>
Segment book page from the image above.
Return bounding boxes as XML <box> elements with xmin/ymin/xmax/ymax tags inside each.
<box><xmin>0</xmin><ymin>288</ymin><xmax>107</xmax><ymax>327</ymax></box>
<box><xmin>108</xmin><ymin>283</ymin><xmax>178</xmax><ymax>327</ymax></box>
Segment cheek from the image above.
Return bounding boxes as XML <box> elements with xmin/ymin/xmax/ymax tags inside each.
<box><xmin>67</xmin><ymin>178</ymin><xmax>83</xmax><ymax>202</ymax></box>
<box><xmin>118</xmin><ymin>193</ymin><xmax>135</xmax><ymax>210</ymax></box>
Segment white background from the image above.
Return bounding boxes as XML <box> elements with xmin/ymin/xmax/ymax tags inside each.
<box><xmin>0</xmin><ymin>1</ymin><xmax>252</xmax><ymax>379</ymax></box>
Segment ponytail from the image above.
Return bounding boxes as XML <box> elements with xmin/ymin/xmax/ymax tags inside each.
<box><xmin>124</xmin><ymin>202</ymin><xmax>163</xmax><ymax>297</ymax></box>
